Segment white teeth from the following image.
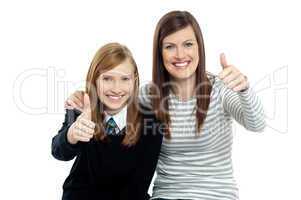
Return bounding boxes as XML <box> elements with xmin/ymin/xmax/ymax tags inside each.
<box><xmin>173</xmin><ymin>61</ymin><xmax>189</xmax><ymax>67</ymax></box>
<box><xmin>107</xmin><ymin>95</ymin><xmax>122</xmax><ymax>100</ymax></box>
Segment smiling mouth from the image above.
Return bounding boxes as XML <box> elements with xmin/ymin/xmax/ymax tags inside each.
<box><xmin>106</xmin><ymin>95</ymin><xmax>125</xmax><ymax>100</ymax></box>
<box><xmin>172</xmin><ymin>61</ymin><xmax>191</xmax><ymax>68</ymax></box>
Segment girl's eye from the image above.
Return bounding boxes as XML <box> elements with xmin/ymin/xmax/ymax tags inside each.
<box><xmin>122</xmin><ymin>77</ymin><xmax>130</xmax><ymax>81</ymax></box>
<box><xmin>103</xmin><ymin>77</ymin><xmax>112</xmax><ymax>81</ymax></box>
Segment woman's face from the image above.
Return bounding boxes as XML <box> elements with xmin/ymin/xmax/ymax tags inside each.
<box><xmin>96</xmin><ymin>59</ymin><xmax>136</xmax><ymax>115</ymax></box>
<box><xmin>162</xmin><ymin>25</ymin><xmax>199</xmax><ymax>82</ymax></box>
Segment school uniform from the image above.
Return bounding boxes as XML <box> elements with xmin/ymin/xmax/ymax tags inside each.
<box><xmin>51</xmin><ymin>106</ymin><xmax>163</xmax><ymax>200</ymax></box>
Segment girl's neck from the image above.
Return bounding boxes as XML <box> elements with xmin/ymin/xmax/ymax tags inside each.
<box><xmin>170</xmin><ymin>74</ymin><xmax>196</xmax><ymax>101</ymax></box>
<box><xmin>104</xmin><ymin>106</ymin><xmax>125</xmax><ymax>116</ymax></box>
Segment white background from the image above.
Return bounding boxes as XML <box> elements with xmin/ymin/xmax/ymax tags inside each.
<box><xmin>0</xmin><ymin>0</ymin><xmax>299</xmax><ymax>199</ymax></box>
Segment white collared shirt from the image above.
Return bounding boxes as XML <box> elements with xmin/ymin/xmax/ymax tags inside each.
<box><xmin>104</xmin><ymin>106</ymin><xmax>127</xmax><ymax>134</ymax></box>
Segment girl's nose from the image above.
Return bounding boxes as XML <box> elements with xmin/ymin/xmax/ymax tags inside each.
<box><xmin>110</xmin><ymin>80</ymin><xmax>124</xmax><ymax>93</ymax></box>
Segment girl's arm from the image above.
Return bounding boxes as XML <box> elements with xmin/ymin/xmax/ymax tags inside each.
<box><xmin>51</xmin><ymin>109</ymin><xmax>81</xmax><ymax>161</ymax></box>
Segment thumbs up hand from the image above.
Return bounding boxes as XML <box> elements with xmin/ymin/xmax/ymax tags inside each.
<box><xmin>218</xmin><ymin>53</ymin><xmax>249</xmax><ymax>92</ymax></box>
<box><xmin>82</xmin><ymin>93</ymin><xmax>92</xmax><ymax>120</ymax></box>
<box><xmin>67</xmin><ymin>93</ymin><xmax>96</xmax><ymax>144</ymax></box>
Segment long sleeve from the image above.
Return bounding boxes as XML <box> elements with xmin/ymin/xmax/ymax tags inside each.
<box><xmin>51</xmin><ymin>109</ymin><xmax>81</xmax><ymax>161</ymax></box>
<box><xmin>219</xmin><ymin>79</ymin><xmax>266</xmax><ymax>132</ymax></box>
<box><xmin>124</xmin><ymin>116</ymin><xmax>163</xmax><ymax>200</ymax></box>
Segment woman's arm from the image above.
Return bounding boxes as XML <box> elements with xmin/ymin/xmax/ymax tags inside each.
<box><xmin>138</xmin><ymin>82</ymin><xmax>153</xmax><ymax>109</ymax></box>
<box><xmin>220</xmin><ymin>81</ymin><xmax>266</xmax><ymax>132</ymax></box>
<box><xmin>217</xmin><ymin>53</ymin><xmax>265</xmax><ymax>132</ymax></box>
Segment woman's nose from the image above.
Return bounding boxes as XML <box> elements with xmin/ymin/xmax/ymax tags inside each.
<box><xmin>175</xmin><ymin>47</ymin><xmax>185</xmax><ymax>59</ymax></box>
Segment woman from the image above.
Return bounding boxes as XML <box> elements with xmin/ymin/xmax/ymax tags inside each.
<box><xmin>52</xmin><ymin>43</ymin><xmax>163</xmax><ymax>200</ymax></box>
<box><xmin>66</xmin><ymin>11</ymin><xmax>265</xmax><ymax>200</ymax></box>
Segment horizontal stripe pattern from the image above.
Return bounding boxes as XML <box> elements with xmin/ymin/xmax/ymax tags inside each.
<box><xmin>139</xmin><ymin>74</ymin><xmax>265</xmax><ymax>200</ymax></box>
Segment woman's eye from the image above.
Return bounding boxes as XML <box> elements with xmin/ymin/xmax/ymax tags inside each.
<box><xmin>122</xmin><ymin>77</ymin><xmax>130</xmax><ymax>81</ymax></box>
<box><xmin>184</xmin><ymin>42</ymin><xmax>193</xmax><ymax>47</ymax></box>
<box><xmin>164</xmin><ymin>45</ymin><xmax>174</xmax><ymax>50</ymax></box>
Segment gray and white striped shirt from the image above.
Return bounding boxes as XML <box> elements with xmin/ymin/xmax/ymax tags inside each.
<box><xmin>139</xmin><ymin>75</ymin><xmax>265</xmax><ymax>200</ymax></box>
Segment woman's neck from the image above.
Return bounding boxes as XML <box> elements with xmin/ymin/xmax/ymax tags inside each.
<box><xmin>170</xmin><ymin>74</ymin><xmax>196</xmax><ymax>101</ymax></box>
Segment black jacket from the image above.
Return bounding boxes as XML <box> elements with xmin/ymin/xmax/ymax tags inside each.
<box><xmin>52</xmin><ymin>109</ymin><xmax>163</xmax><ymax>200</ymax></box>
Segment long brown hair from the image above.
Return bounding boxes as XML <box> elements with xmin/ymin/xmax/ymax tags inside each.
<box><xmin>152</xmin><ymin>10</ymin><xmax>212</xmax><ymax>138</ymax></box>
<box><xmin>85</xmin><ymin>42</ymin><xmax>141</xmax><ymax>145</ymax></box>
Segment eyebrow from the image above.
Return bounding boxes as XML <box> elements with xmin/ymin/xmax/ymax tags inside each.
<box><xmin>162</xmin><ymin>39</ymin><xmax>196</xmax><ymax>45</ymax></box>
<box><xmin>101</xmin><ymin>73</ymin><xmax>133</xmax><ymax>77</ymax></box>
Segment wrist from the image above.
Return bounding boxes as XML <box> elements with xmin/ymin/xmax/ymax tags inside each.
<box><xmin>67</xmin><ymin>128</ymin><xmax>77</xmax><ymax>145</ymax></box>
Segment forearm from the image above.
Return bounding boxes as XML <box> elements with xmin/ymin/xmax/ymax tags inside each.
<box><xmin>51</xmin><ymin>109</ymin><xmax>80</xmax><ymax>161</ymax></box>
<box><xmin>51</xmin><ymin>126</ymin><xmax>79</xmax><ymax>161</ymax></box>
<box><xmin>222</xmin><ymin>86</ymin><xmax>266</xmax><ymax>132</ymax></box>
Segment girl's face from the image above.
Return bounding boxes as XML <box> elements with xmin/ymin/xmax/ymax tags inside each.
<box><xmin>162</xmin><ymin>25</ymin><xmax>199</xmax><ymax>82</ymax></box>
<box><xmin>96</xmin><ymin>59</ymin><xmax>136</xmax><ymax>115</ymax></box>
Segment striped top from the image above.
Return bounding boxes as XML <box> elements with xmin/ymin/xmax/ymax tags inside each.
<box><xmin>139</xmin><ymin>75</ymin><xmax>265</xmax><ymax>200</ymax></box>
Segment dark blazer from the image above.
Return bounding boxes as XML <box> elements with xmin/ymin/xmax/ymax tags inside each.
<box><xmin>52</xmin><ymin>108</ymin><xmax>163</xmax><ymax>200</ymax></box>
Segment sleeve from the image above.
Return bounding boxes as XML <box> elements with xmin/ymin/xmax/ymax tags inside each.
<box><xmin>51</xmin><ymin>109</ymin><xmax>82</xmax><ymax>161</ymax></box>
<box><xmin>138</xmin><ymin>82</ymin><xmax>153</xmax><ymax>109</ymax></box>
<box><xmin>218</xmin><ymin>78</ymin><xmax>266</xmax><ymax>132</ymax></box>
<box><xmin>124</xmin><ymin>116</ymin><xmax>163</xmax><ymax>200</ymax></box>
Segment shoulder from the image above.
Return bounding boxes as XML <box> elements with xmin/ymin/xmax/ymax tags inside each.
<box><xmin>206</xmin><ymin>71</ymin><xmax>220</xmax><ymax>86</ymax></box>
<box><xmin>139</xmin><ymin>82</ymin><xmax>152</xmax><ymax>94</ymax></box>
<box><xmin>139</xmin><ymin>104</ymin><xmax>157</xmax><ymax>122</ymax></box>
<box><xmin>138</xmin><ymin>82</ymin><xmax>154</xmax><ymax>108</ymax></box>
<box><xmin>138</xmin><ymin>104</ymin><xmax>163</xmax><ymax>138</ymax></box>
<box><xmin>206</xmin><ymin>71</ymin><xmax>226</xmax><ymax>93</ymax></box>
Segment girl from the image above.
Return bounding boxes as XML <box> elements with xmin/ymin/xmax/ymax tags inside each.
<box><xmin>52</xmin><ymin>43</ymin><xmax>162</xmax><ymax>200</ymax></box>
<box><xmin>65</xmin><ymin>11</ymin><xmax>266</xmax><ymax>200</ymax></box>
